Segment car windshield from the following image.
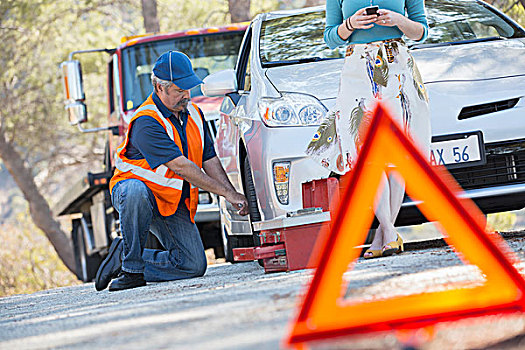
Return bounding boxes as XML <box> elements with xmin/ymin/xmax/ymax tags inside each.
<box><xmin>259</xmin><ymin>0</ymin><xmax>525</xmax><ymax>67</ymax></box>
<box><xmin>121</xmin><ymin>31</ymin><xmax>244</xmax><ymax>111</ymax></box>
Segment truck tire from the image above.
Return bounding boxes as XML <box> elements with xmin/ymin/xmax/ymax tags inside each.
<box><xmin>72</xmin><ymin>219</ymin><xmax>103</xmax><ymax>282</ymax></box>
<box><xmin>221</xmin><ymin>224</ymin><xmax>234</xmax><ymax>263</ymax></box>
<box><xmin>104</xmin><ymin>140</ymin><xmax>112</xmax><ymax>173</ymax></box>
<box><xmin>221</xmin><ymin>224</ymin><xmax>254</xmax><ymax>263</ymax></box>
<box><xmin>198</xmin><ymin>221</ymin><xmax>224</xmax><ymax>259</ymax></box>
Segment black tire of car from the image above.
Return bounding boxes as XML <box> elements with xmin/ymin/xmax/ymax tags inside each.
<box><xmin>72</xmin><ymin>219</ymin><xmax>103</xmax><ymax>282</ymax></box>
<box><xmin>243</xmin><ymin>156</ymin><xmax>264</xmax><ymax>267</ymax></box>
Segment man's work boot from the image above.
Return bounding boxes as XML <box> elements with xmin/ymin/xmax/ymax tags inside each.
<box><xmin>108</xmin><ymin>272</ymin><xmax>146</xmax><ymax>291</ymax></box>
<box><xmin>95</xmin><ymin>237</ymin><xmax>123</xmax><ymax>291</ymax></box>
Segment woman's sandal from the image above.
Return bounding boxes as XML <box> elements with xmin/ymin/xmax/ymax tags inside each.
<box><xmin>382</xmin><ymin>233</ymin><xmax>404</xmax><ymax>257</ymax></box>
<box><xmin>363</xmin><ymin>249</ymin><xmax>383</xmax><ymax>259</ymax></box>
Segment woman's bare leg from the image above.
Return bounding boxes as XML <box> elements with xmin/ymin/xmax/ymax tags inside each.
<box><xmin>372</xmin><ymin>173</ymin><xmax>395</xmax><ymax>247</ymax></box>
<box><xmin>365</xmin><ymin>172</ymin><xmax>404</xmax><ymax>255</ymax></box>
<box><xmin>388</xmin><ymin>172</ymin><xmax>405</xmax><ymax>225</ymax></box>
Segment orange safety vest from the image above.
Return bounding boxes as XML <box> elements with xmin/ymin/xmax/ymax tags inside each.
<box><xmin>109</xmin><ymin>95</ymin><xmax>205</xmax><ymax>221</ymax></box>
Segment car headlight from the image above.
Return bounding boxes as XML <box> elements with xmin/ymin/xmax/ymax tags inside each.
<box><xmin>258</xmin><ymin>93</ymin><xmax>327</xmax><ymax>127</ymax></box>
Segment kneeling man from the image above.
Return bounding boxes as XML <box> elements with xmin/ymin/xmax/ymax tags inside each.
<box><xmin>95</xmin><ymin>51</ymin><xmax>248</xmax><ymax>291</ymax></box>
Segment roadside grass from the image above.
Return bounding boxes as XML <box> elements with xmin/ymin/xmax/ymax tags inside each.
<box><xmin>0</xmin><ymin>212</ymin><xmax>79</xmax><ymax>297</ymax></box>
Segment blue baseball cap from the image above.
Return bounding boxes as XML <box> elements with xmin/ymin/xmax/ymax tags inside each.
<box><xmin>152</xmin><ymin>51</ymin><xmax>203</xmax><ymax>90</ymax></box>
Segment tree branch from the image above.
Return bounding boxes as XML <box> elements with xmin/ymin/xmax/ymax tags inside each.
<box><xmin>503</xmin><ymin>0</ymin><xmax>520</xmax><ymax>12</ymax></box>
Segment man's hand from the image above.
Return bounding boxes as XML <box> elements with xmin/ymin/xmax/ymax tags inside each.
<box><xmin>226</xmin><ymin>191</ymin><xmax>249</xmax><ymax>216</ymax></box>
<box><xmin>166</xmin><ymin>156</ymin><xmax>249</xmax><ymax>216</ymax></box>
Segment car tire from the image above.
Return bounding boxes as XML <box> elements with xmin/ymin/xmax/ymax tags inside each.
<box><xmin>243</xmin><ymin>155</ymin><xmax>264</xmax><ymax>266</ymax></box>
<box><xmin>72</xmin><ymin>218</ymin><xmax>103</xmax><ymax>282</ymax></box>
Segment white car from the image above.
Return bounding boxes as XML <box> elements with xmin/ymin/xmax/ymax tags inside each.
<box><xmin>203</xmin><ymin>0</ymin><xmax>525</xmax><ymax>261</ymax></box>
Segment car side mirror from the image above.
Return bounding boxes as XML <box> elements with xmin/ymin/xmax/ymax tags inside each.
<box><xmin>60</xmin><ymin>60</ymin><xmax>87</xmax><ymax>125</ymax></box>
<box><xmin>202</xmin><ymin>69</ymin><xmax>238</xmax><ymax>97</ymax></box>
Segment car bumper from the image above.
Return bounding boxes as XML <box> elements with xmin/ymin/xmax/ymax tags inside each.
<box><xmin>397</xmin><ymin>182</ymin><xmax>525</xmax><ymax>226</ymax></box>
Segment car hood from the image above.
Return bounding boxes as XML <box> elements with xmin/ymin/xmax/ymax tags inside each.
<box><xmin>265</xmin><ymin>38</ymin><xmax>525</xmax><ymax>100</ymax></box>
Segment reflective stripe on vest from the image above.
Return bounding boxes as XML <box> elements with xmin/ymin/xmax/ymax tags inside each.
<box><xmin>187</xmin><ymin>103</ymin><xmax>205</xmax><ymax>151</ymax></box>
<box><xmin>186</xmin><ymin>102</ymin><xmax>204</xmax><ymax>190</ymax></box>
<box><xmin>114</xmin><ymin>157</ymin><xmax>184</xmax><ymax>190</ymax></box>
<box><xmin>114</xmin><ymin>103</ymin><xmax>179</xmax><ymax>185</ymax></box>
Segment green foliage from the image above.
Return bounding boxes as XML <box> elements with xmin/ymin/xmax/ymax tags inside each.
<box><xmin>156</xmin><ymin>0</ymin><xmax>279</xmax><ymax>30</ymax></box>
<box><xmin>506</xmin><ymin>3</ymin><xmax>525</xmax><ymax>26</ymax></box>
<box><xmin>490</xmin><ymin>0</ymin><xmax>525</xmax><ymax>26</ymax></box>
<box><xmin>0</xmin><ymin>0</ymin><xmax>127</xmax><ymax>190</ymax></box>
<box><xmin>0</xmin><ymin>212</ymin><xmax>78</xmax><ymax>297</ymax></box>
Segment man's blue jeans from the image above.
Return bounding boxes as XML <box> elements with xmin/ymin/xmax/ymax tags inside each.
<box><xmin>111</xmin><ymin>179</ymin><xmax>207</xmax><ymax>282</ymax></box>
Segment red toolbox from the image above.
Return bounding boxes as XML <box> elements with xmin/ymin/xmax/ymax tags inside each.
<box><xmin>302</xmin><ymin>177</ymin><xmax>340</xmax><ymax>212</ymax></box>
<box><xmin>232</xmin><ymin>178</ymin><xmax>339</xmax><ymax>273</ymax></box>
<box><xmin>233</xmin><ymin>209</ymin><xmax>331</xmax><ymax>272</ymax></box>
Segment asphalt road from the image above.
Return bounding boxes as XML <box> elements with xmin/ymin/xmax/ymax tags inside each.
<box><xmin>2</xmin><ymin>233</ymin><xmax>525</xmax><ymax>350</ymax></box>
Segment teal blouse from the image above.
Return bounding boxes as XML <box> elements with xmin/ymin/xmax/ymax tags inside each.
<box><xmin>324</xmin><ymin>0</ymin><xmax>428</xmax><ymax>49</ymax></box>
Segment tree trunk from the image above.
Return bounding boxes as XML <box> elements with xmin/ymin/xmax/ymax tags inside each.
<box><xmin>228</xmin><ymin>0</ymin><xmax>251</xmax><ymax>23</ymax></box>
<box><xmin>141</xmin><ymin>0</ymin><xmax>160</xmax><ymax>33</ymax></box>
<box><xmin>0</xmin><ymin>132</ymin><xmax>75</xmax><ymax>273</ymax></box>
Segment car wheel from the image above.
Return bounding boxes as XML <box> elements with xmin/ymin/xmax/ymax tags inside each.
<box><xmin>72</xmin><ymin>219</ymin><xmax>102</xmax><ymax>282</ymax></box>
<box><xmin>243</xmin><ymin>155</ymin><xmax>262</xmax><ymax>231</ymax></box>
<box><xmin>243</xmin><ymin>155</ymin><xmax>264</xmax><ymax>266</ymax></box>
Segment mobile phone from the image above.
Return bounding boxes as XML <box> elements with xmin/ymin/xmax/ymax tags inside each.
<box><xmin>365</xmin><ymin>5</ymin><xmax>379</xmax><ymax>16</ymax></box>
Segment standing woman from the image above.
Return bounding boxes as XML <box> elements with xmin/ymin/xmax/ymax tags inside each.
<box><xmin>306</xmin><ymin>0</ymin><xmax>431</xmax><ymax>258</ymax></box>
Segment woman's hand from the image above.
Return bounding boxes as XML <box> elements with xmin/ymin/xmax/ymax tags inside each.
<box><xmin>375</xmin><ymin>9</ymin><xmax>405</xmax><ymax>27</ymax></box>
<box><xmin>376</xmin><ymin>8</ymin><xmax>425</xmax><ymax>40</ymax></box>
<box><xmin>348</xmin><ymin>8</ymin><xmax>379</xmax><ymax>30</ymax></box>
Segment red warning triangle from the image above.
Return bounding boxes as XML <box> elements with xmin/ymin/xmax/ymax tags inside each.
<box><xmin>286</xmin><ymin>103</ymin><xmax>525</xmax><ymax>346</ymax></box>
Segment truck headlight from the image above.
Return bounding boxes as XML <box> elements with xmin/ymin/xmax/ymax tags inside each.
<box><xmin>259</xmin><ymin>93</ymin><xmax>327</xmax><ymax>127</ymax></box>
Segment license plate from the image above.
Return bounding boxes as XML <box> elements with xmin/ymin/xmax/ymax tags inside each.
<box><xmin>430</xmin><ymin>131</ymin><xmax>486</xmax><ymax>169</ymax></box>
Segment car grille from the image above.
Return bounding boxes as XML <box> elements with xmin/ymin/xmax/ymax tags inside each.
<box><xmin>449</xmin><ymin>140</ymin><xmax>525</xmax><ymax>190</ymax></box>
<box><xmin>458</xmin><ymin>98</ymin><xmax>520</xmax><ymax>120</ymax></box>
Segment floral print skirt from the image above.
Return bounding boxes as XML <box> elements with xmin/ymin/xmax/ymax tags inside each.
<box><xmin>306</xmin><ymin>39</ymin><xmax>431</xmax><ymax>175</ymax></box>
